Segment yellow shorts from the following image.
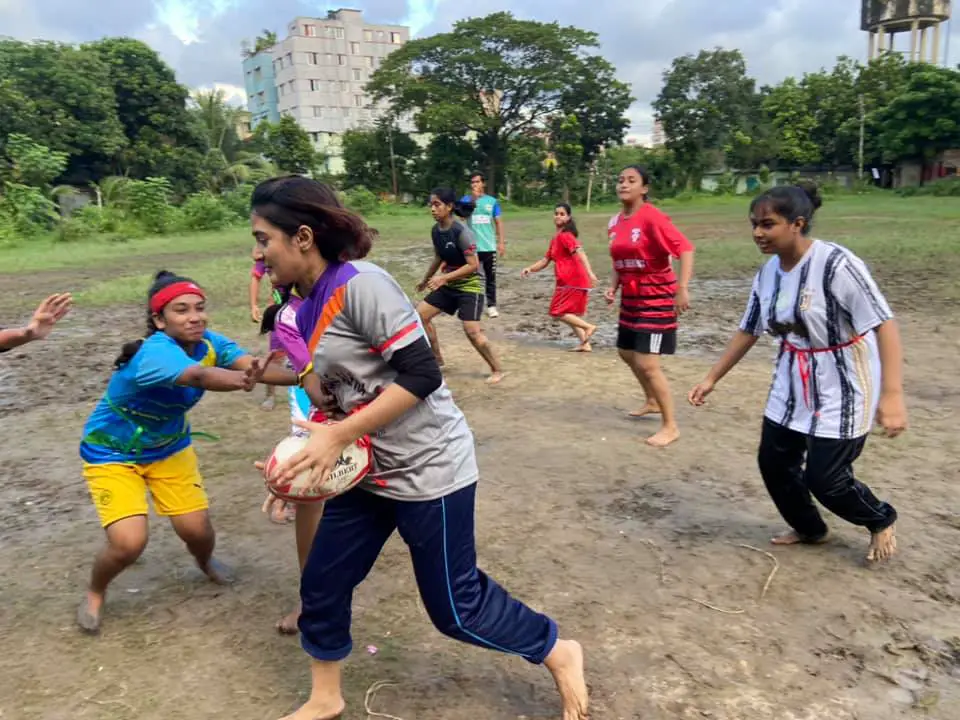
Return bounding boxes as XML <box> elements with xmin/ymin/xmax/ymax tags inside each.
<box><xmin>83</xmin><ymin>446</ymin><xmax>209</xmax><ymax>528</ymax></box>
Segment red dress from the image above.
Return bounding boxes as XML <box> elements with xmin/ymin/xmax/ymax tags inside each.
<box><xmin>546</xmin><ymin>230</ymin><xmax>591</xmax><ymax>317</ymax></box>
<box><xmin>608</xmin><ymin>204</ymin><xmax>693</xmax><ymax>352</ymax></box>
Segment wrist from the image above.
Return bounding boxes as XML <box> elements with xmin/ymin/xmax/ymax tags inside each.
<box><xmin>880</xmin><ymin>385</ymin><xmax>903</xmax><ymax>397</ymax></box>
<box><xmin>22</xmin><ymin>324</ymin><xmax>38</xmax><ymax>341</ymax></box>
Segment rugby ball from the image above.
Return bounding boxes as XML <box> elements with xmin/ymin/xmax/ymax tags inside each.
<box><xmin>263</xmin><ymin>426</ymin><xmax>372</xmax><ymax>503</ymax></box>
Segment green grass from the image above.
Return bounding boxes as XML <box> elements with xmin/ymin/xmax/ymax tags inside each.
<box><xmin>3</xmin><ymin>195</ymin><xmax>959</xmax><ymax>314</ymax></box>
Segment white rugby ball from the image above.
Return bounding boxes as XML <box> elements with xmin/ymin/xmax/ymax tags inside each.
<box><xmin>263</xmin><ymin>427</ymin><xmax>372</xmax><ymax>503</ymax></box>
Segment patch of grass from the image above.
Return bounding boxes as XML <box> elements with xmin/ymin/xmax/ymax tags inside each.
<box><xmin>11</xmin><ymin>195</ymin><xmax>960</xmax><ymax>313</ymax></box>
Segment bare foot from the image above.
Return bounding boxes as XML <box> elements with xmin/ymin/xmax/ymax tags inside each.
<box><xmin>486</xmin><ymin>371</ymin><xmax>506</xmax><ymax>385</ymax></box>
<box><xmin>582</xmin><ymin>324</ymin><xmax>597</xmax><ymax>343</ymax></box>
<box><xmin>628</xmin><ymin>402</ymin><xmax>661</xmax><ymax>417</ymax></box>
<box><xmin>260</xmin><ymin>396</ymin><xmax>276</xmax><ymax>411</ymax></box>
<box><xmin>573</xmin><ymin>342</ymin><xmax>593</xmax><ymax>353</ymax></box>
<box><xmin>199</xmin><ymin>557</ymin><xmax>235</xmax><ymax>585</ymax></box>
<box><xmin>544</xmin><ymin>639</ymin><xmax>589</xmax><ymax>720</ymax></box>
<box><xmin>770</xmin><ymin>529</ymin><xmax>830</xmax><ymax>546</ymax></box>
<box><xmin>866</xmin><ymin>524</ymin><xmax>897</xmax><ymax>563</ymax></box>
<box><xmin>77</xmin><ymin>592</ymin><xmax>103</xmax><ymax>635</ymax></box>
<box><xmin>645</xmin><ymin>425</ymin><xmax>679</xmax><ymax>447</ymax></box>
<box><xmin>277</xmin><ymin>602</ymin><xmax>301</xmax><ymax>635</ymax></box>
<box><xmin>278</xmin><ymin>697</ymin><xmax>346</xmax><ymax>720</ymax></box>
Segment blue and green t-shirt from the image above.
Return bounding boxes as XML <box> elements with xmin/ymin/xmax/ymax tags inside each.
<box><xmin>80</xmin><ymin>330</ymin><xmax>247</xmax><ymax>465</ymax></box>
<box><xmin>460</xmin><ymin>193</ymin><xmax>501</xmax><ymax>253</ymax></box>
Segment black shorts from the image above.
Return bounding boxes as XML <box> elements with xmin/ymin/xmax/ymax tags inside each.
<box><xmin>424</xmin><ymin>286</ymin><xmax>485</xmax><ymax>322</ymax></box>
<box><xmin>616</xmin><ymin>326</ymin><xmax>677</xmax><ymax>355</ymax></box>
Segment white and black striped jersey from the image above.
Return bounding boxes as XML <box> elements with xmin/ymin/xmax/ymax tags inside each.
<box><xmin>739</xmin><ymin>239</ymin><xmax>894</xmax><ymax>440</ymax></box>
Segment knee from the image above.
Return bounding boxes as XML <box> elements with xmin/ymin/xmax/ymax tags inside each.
<box><xmin>176</xmin><ymin>518</ymin><xmax>215</xmax><ymax>549</ymax></box>
<box><xmin>108</xmin><ymin>531</ymin><xmax>148</xmax><ymax>564</ymax></box>
<box><xmin>464</xmin><ymin>326</ymin><xmax>484</xmax><ymax>343</ymax></box>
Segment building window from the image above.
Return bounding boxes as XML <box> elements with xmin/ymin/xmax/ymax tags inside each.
<box><xmin>285</xmin><ymin>52</ymin><xmax>293</xmax><ymax>65</ymax></box>
<box><xmin>313</xmin><ymin>106</ymin><xmax>323</xmax><ymax>117</ymax></box>
<box><xmin>342</xmin><ymin>107</ymin><xmax>350</xmax><ymax>117</ymax></box>
<box><xmin>391</xmin><ymin>32</ymin><xmax>402</xmax><ymax>44</ymax></box>
<box><xmin>334</xmin><ymin>27</ymin><xmax>344</xmax><ymax>39</ymax></box>
<box><xmin>310</xmin><ymin>79</ymin><xmax>323</xmax><ymax>91</ymax></box>
<box><xmin>377</xmin><ymin>30</ymin><xmax>385</xmax><ymax>39</ymax></box>
<box><xmin>339</xmin><ymin>81</ymin><xmax>349</xmax><ymax>92</ymax></box>
<box><xmin>365</xmin><ymin>56</ymin><xmax>374</xmax><ymax>68</ymax></box>
<box><xmin>303</xmin><ymin>24</ymin><xmax>316</xmax><ymax>37</ymax></box>
<box><xmin>352</xmin><ymin>68</ymin><xmax>362</xmax><ymax>81</ymax></box>
<box><xmin>350</xmin><ymin>42</ymin><xmax>360</xmax><ymax>54</ymax></box>
<box><xmin>307</xmin><ymin>53</ymin><xmax>318</xmax><ymax>65</ymax></box>
<box><xmin>337</xmin><ymin>54</ymin><xmax>346</xmax><ymax>66</ymax></box>
<box><xmin>279</xmin><ymin>84</ymin><xmax>285</xmax><ymax>96</ymax></box>
<box><xmin>288</xmin><ymin>80</ymin><xmax>296</xmax><ymax>92</ymax></box>
<box><xmin>274</xmin><ymin>59</ymin><xmax>282</xmax><ymax>72</ymax></box>
<box><xmin>354</xmin><ymin>95</ymin><xmax>363</xmax><ymax>107</ymax></box>
<box><xmin>363</xmin><ymin>30</ymin><xmax>373</xmax><ymax>42</ymax></box>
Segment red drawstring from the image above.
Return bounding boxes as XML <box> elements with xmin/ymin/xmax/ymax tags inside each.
<box><xmin>781</xmin><ymin>335</ymin><xmax>864</xmax><ymax>410</ymax></box>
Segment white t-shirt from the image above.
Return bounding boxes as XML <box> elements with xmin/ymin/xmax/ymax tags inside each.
<box><xmin>739</xmin><ymin>240</ymin><xmax>894</xmax><ymax>440</ymax></box>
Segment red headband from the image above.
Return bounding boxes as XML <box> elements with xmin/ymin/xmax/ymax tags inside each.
<box><xmin>149</xmin><ymin>281</ymin><xmax>205</xmax><ymax>314</ymax></box>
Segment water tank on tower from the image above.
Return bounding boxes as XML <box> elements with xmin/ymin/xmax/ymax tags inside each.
<box><xmin>862</xmin><ymin>1</ymin><xmax>952</xmax><ymax>63</ymax></box>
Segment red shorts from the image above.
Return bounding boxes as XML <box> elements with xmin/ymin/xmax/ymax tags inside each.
<box><xmin>549</xmin><ymin>287</ymin><xmax>588</xmax><ymax>317</ymax></box>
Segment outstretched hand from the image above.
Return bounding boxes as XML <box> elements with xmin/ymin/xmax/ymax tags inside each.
<box><xmin>243</xmin><ymin>350</ymin><xmax>281</xmax><ymax>391</ymax></box>
<box><xmin>27</xmin><ymin>293</ymin><xmax>73</xmax><ymax>340</ymax></box>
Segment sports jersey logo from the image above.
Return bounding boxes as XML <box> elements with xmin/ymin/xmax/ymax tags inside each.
<box><xmin>631</xmin><ymin>228</ymin><xmax>641</xmax><ymax>243</ymax></box>
<box><xmin>799</xmin><ymin>288</ymin><xmax>814</xmax><ymax>312</ymax></box>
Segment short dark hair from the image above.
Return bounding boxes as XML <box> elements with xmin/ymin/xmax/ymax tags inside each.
<box><xmin>251</xmin><ymin>175</ymin><xmax>376</xmax><ymax>263</ymax></box>
<box><xmin>469</xmin><ymin>172</ymin><xmax>485</xmax><ymax>183</ymax></box>
<box><xmin>750</xmin><ymin>181</ymin><xmax>823</xmax><ymax>236</ymax></box>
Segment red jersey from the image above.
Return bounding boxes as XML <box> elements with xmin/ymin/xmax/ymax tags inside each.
<box><xmin>546</xmin><ymin>231</ymin><xmax>591</xmax><ymax>289</ymax></box>
<box><xmin>608</xmin><ymin>204</ymin><xmax>693</xmax><ymax>333</ymax></box>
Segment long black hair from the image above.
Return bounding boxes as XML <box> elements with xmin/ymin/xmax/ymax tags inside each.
<box><xmin>555</xmin><ymin>202</ymin><xmax>579</xmax><ymax>238</ymax></box>
<box><xmin>750</xmin><ymin>181</ymin><xmax>823</xmax><ymax>236</ymax></box>
<box><xmin>431</xmin><ymin>187</ymin><xmax>475</xmax><ymax>219</ymax></box>
<box><xmin>114</xmin><ymin>270</ymin><xmax>200</xmax><ymax>368</ymax></box>
<box><xmin>251</xmin><ymin>175</ymin><xmax>377</xmax><ymax>262</ymax></box>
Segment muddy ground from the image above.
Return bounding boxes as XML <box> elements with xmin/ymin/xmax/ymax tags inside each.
<box><xmin>1</xmin><ymin>242</ymin><xmax>959</xmax><ymax>720</ymax></box>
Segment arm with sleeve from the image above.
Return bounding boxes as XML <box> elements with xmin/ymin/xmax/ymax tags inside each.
<box><xmin>133</xmin><ymin>336</ymin><xmax>201</xmax><ymax>388</ymax></box>
<box><xmin>833</xmin><ymin>254</ymin><xmax>894</xmax><ymax>336</ymax></box>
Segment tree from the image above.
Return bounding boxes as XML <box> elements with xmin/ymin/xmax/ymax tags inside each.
<box><xmin>341</xmin><ymin>122</ymin><xmax>420</xmax><ymax>195</ymax></box>
<box><xmin>0</xmin><ymin>40</ymin><xmax>126</xmax><ymax>184</ymax></box>
<box><xmin>875</xmin><ymin>64</ymin><xmax>960</xmax><ymax>182</ymax></box>
<box><xmin>367</xmin><ymin>12</ymin><xmax>632</xmax><ymax>192</ymax></box>
<box><xmin>86</xmin><ymin>38</ymin><xmax>207</xmax><ymax>190</ymax></box>
<box><xmin>761</xmin><ymin>78</ymin><xmax>821</xmax><ymax>166</ymax></box>
<box><xmin>415</xmin><ymin>134</ymin><xmax>479</xmax><ymax>195</ymax></box>
<box><xmin>252</xmin><ymin>116</ymin><xmax>321</xmax><ymax>175</ymax></box>
<box><xmin>801</xmin><ymin>57</ymin><xmax>860</xmax><ymax>167</ymax></box>
<box><xmin>549</xmin><ymin>115</ymin><xmax>585</xmax><ymax>202</ymax></box>
<box><xmin>653</xmin><ymin>48</ymin><xmax>756</xmax><ymax>187</ymax></box>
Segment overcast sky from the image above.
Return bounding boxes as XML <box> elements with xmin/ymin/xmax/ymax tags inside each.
<box><xmin>2</xmin><ymin>0</ymin><xmax>958</xmax><ymax>140</ymax></box>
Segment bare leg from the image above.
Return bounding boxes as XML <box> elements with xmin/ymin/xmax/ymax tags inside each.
<box><xmin>619</xmin><ymin>349</ymin><xmax>660</xmax><ymax>417</ymax></box>
<box><xmin>261</xmin><ymin>384</ymin><xmax>276</xmax><ymax>411</ymax></box>
<box><xmin>78</xmin><ymin>515</ymin><xmax>149</xmax><ymax>634</ymax></box>
<box><xmin>544</xmin><ymin>639</ymin><xmax>590</xmax><ymax>720</ymax></box>
<box><xmin>631</xmin><ymin>352</ymin><xmax>679</xmax><ymax>447</ymax></box>
<box><xmin>463</xmin><ymin>320</ymin><xmax>504</xmax><ymax>384</ymax></box>
<box><xmin>278</xmin><ymin>501</ymin><xmax>325</xmax><ymax>635</ymax></box>
<box><xmin>417</xmin><ymin>302</ymin><xmax>445</xmax><ymax>367</ymax></box>
<box><xmin>168</xmin><ymin>510</ymin><xmax>234</xmax><ymax>584</ymax></box>
<box><xmin>558</xmin><ymin>314</ymin><xmax>596</xmax><ymax>352</ymax></box>
<box><xmin>277</xmin><ymin>659</ymin><xmax>345</xmax><ymax>720</ymax></box>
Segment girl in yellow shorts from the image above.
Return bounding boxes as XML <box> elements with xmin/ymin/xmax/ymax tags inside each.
<box><xmin>77</xmin><ymin>270</ymin><xmax>297</xmax><ymax>634</ymax></box>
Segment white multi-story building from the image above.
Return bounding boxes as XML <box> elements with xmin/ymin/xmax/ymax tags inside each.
<box><xmin>256</xmin><ymin>8</ymin><xmax>414</xmax><ymax>174</ymax></box>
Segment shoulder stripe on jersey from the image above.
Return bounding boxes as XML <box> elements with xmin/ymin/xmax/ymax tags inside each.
<box><xmin>840</xmin><ymin>261</ymin><xmax>889</xmax><ymax>319</ymax></box>
<box><xmin>822</xmin><ymin>247</ymin><xmax>855</xmax><ymax>439</ymax></box>
<box><xmin>307</xmin><ymin>285</ymin><xmax>346</xmax><ymax>354</ymax></box>
<box><xmin>370</xmin><ymin>321</ymin><xmax>419</xmax><ymax>355</ymax></box>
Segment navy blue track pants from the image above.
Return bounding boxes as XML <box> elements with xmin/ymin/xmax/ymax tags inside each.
<box><xmin>298</xmin><ymin>482</ymin><xmax>558</xmax><ymax>664</ymax></box>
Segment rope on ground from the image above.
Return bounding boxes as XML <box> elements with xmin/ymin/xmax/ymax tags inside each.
<box><xmin>365</xmin><ymin>681</ymin><xmax>405</xmax><ymax>720</ymax></box>
<box><xmin>732</xmin><ymin>542</ymin><xmax>780</xmax><ymax>602</ymax></box>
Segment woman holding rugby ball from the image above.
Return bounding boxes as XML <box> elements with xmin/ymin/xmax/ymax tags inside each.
<box><xmin>250</xmin><ymin>175</ymin><xmax>588</xmax><ymax>720</ymax></box>
<box><xmin>76</xmin><ymin>271</ymin><xmax>297</xmax><ymax>634</ymax></box>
